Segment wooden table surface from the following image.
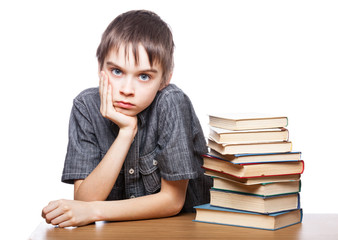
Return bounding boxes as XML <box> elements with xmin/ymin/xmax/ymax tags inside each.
<box><xmin>29</xmin><ymin>213</ymin><xmax>338</xmax><ymax>240</ymax></box>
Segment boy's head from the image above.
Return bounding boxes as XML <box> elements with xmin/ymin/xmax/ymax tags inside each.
<box><xmin>96</xmin><ymin>10</ymin><xmax>174</xmax><ymax>85</ymax></box>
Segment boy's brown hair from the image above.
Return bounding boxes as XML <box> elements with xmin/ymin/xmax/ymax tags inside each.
<box><xmin>96</xmin><ymin>10</ymin><xmax>175</xmax><ymax>84</ymax></box>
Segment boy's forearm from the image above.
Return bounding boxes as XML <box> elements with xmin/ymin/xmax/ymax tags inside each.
<box><xmin>74</xmin><ymin>129</ymin><xmax>136</xmax><ymax>201</ymax></box>
<box><xmin>92</xmin><ymin>187</ymin><xmax>186</xmax><ymax>222</ymax></box>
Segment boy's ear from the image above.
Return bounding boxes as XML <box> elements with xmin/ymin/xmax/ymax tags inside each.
<box><xmin>167</xmin><ymin>72</ymin><xmax>173</xmax><ymax>83</ymax></box>
<box><xmin>160</xmin><ymin>73</ymin><xmax>173</xmax><ymax>90</ymax></box>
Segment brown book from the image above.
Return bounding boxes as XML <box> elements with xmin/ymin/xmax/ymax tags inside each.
<box><xmin>208</xmin><ymin>138</ymin><xmax>292</xmax><ymax>155</ymax></box>
<box><xmin>209</xmin><ymin>114</ymin><xmax>288</xmax><ymax>131</ymax></box>
<box><xmin>203</xmin><ymin>155</ymin><xmax>304</xmax><ymax>178</ymax></box>
<box><xmin>194</xmin><ymin>204</ymin><xmax>302</xmax><ymax>230</ymax></box>
<box><xmin>209</xmin><ymin>126</ymin><xmax>289</xmax><ymax>144</ymax></box>
<box><xmin>212</xmin><ymin>177</ymin><xmax>301</xmax><ymax>196</ymax></box>
<box><xmin>210</xmin><ymin>190</ymin><xmax>300</xmax><ymax>214</ymax></box>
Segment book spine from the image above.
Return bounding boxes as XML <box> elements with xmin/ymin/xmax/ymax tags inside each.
<box><xmin>286</xmin><ymin>117</ymin><xmax>289</xmax><ymax>127</ymax></box>
<box><xmin>300</xmin><ymin>160</ymin><xmax>305</xmax><ymax>174</ymax></box>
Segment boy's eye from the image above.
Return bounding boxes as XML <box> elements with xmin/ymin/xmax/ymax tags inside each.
<box><xmin>139</xmin><ymin>74</ymin><xmax>150</xmax><ymax>81</ymax></box>
<box><xmin>112</xmin><ymin>68</ymin><xmax>122</xmax><ymax>76</ymax></box>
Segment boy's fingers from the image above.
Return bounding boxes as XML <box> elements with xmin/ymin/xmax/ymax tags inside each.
<box><xmin>101</xmin><ymin>74</ymin><xmax>107</xmax><ymax>115</ymax></box>
<box><xmin>99</xmin><ymin>71</ymin><xmax>105</xmax><ymax>95</ymax></box>
<box><xmin>42</xmin><ymin>201</ymin><xmax>59</xmax><ymax>215</ymax></box>
<box><xmin>99</xmin><ymin>73</ymin><xmax>104</xmax><ymax>113</ymax></box>
<box><xmin>99</xmin><ymin>74</ymin><xmax>102</xmax><ymax>96</ymax></box>
<box><xmin>50</xmin><ymin>211</ymin><xmax>71</xmax><ymax>226</ymax></box>
<box><xmin>42</xmin><ymin>200</ymin><xmax>60</xmax><ymax>221</ymax></box>
<box><xmin>45</xmin><ymin>206</ymin><xmax>64</xmax><ymax>224</ymax></box>
<box><xmin>58</xmin><ymin>219</ymin><xmax>76</xmax><ymax>228</ymax></box>
<box><xmin>107</xmin><ymin>83</ymin><xmax>114</xmax><ymax>111</ymax></box>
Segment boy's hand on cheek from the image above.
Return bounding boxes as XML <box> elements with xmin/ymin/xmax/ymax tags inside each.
<box><xmin>99</xmin><ymin>71</ymin><xmax>137</xmax><ymax>137</ymax></box>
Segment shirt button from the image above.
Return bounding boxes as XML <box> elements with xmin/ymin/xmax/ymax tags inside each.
<box><xmin>153</xmin><ymin>160</ymin><xmax>158</xmax><ymax>166</ymax></box>
<box><xmin>129</xmin><ymin>168</ymin><xmax>135</xmax><ymax>174</ymax></box>
<box><xmin>130</xmin><ymin>195</ymin><xmax>136</xmax><ymax>199</ymax></box>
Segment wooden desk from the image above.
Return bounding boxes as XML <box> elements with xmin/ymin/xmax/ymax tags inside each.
<box><xmin>30</xmin><ymin>213</ymin><xmax>338</xmax><ymax>240</ymax></box>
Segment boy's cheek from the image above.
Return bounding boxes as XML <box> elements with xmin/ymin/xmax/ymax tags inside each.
<box><xmin>107</xmin><ymin>78</ymin><xmax>117</xmax><ymax>93</ymax></box>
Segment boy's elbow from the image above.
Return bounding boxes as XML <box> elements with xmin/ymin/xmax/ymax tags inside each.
<box><xmin>159</xmin><ymin>178</ymin><xmax>188</xmax><ymax>217</ymax></box>
<box><xmin>162</xmin><ymin>194</ymin><xmax>185</xmax><ymax>217</ymax></box>
<box><xmin>165</xmin><ymin>201</ymin><xmax>184</xmax><ymax>216</ymax></box>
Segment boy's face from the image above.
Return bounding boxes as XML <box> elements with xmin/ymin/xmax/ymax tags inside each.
<box><xmin>101</xmin><ymin>44</ymin><xmax>168</xmax><ymax>117</ymax></box>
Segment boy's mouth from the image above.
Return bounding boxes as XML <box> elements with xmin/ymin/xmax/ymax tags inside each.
<box><xmin>115</xmin><ymin>101</ymin><xmax>135</xmax><ymax>109</ymax></box>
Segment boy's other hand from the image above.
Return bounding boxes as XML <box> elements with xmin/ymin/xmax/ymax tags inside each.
<box><xmin>41</xmin><ymin>199</ymin><xmax>96</xmax><ymax>227</ymax></box>
<box><xmin>99</xmin><ymin>71</ymin><xmax>137</xmax><ymax>136</ymax></box>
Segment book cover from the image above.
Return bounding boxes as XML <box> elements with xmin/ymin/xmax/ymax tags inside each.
<box><xmin>204</xmin><ymin>168</ymin><xmax>301</xmax><ymax>185</ymax></box>
<box><xmin>194</xmin><ymin>203</ymin><xmax>303</xmax><ymax>231</ymax></box>
<box><xmin>209</xmin><ymin>126</ymin><xmax>289</xmax><ymax>144</ymax></box>
<box><xmin>207</xmin><ymin>138</ymin><xmax>293</xmax><ymax>155</ymax></box>
<box><xmin>205</xmin><ymin>151</ymin><xmax>302</xmax><ymax>164</ymax></box>
<box><xmin>208</xmin><ymin>114</ymin><xmax>288</xmax><ymax>131</ymax></box>
<box><xmin>203</xmin><ymin>155</ymin><xmax>305</xmax><ymax>178</ymax></box>
<box><xmin>210</xmin><ymin>190</ymin><xmax>300</xmax><ymax>214</ymax></box>
<box><xmin>212</xmin><ymin>177</ymin><xmax>301</xmax><ymax>197</ymax></box>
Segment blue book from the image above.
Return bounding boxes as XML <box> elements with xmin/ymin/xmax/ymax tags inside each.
<box><xmin>206</xmin><ymin>150</ymin><xmax>302</xmax><ymax>164</ymax></box>
<box><xmin>194</xmin><ymin>204</ymin><xmax>303</xmax><ymax>231</ymax></box>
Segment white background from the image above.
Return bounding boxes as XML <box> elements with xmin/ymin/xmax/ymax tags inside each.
<box><xmin>1</xmin><ymin>0</ymin><xmax>337</xmax><ymax>238</ymax></box>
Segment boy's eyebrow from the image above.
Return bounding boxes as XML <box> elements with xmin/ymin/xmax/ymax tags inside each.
<box><xmin>106</xmin><ymin>61</ymin><xmax>159</xmax><ymax>73</ymax></box>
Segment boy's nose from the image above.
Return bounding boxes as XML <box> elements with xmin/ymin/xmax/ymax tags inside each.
<box><xmin>120</xmin><ymin>76</ymin><xmax>135</xmax><ymax>96</ymax></box>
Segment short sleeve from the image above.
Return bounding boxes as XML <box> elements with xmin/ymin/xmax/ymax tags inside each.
<box><xmin>155</xmin><ymin>90</ymin><xmax>207</xmax><ymax>181</ymax></box>
<box><xmin>61</xmin><ymin>98</ymin><xmax>101</xmax><ymax>184</ymax></box>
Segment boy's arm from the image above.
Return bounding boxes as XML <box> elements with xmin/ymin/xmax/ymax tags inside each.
<box><xmin>73</xmin><ymin>127</ymin><xmax>135</xmax><ymax>201</ymax></box>
<box><xmin>42</xmin><ymin>178</ymin><xmax>188</xmax><ymax>227</ymax></box>
<box><xmin>94</xmin><ymin>178</ymin><xmax>189</xmax><ymax>222</ymax></box>
<box><xmin>73</xmin><ymin>71</ymin><xmax>137</xmax><ymax>201</ymax></box>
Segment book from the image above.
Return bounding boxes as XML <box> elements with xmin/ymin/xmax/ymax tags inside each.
<box><xmin>207</xmin><ymin>149</ymin><xmax>302</xmax><ymax>164</ymax></box>
<box><xmin>194</xmin><ymin>203</ymin><xmax>302</xmax><ymax>230</ymax></box>
<box><xmin>203</xmin><ymin>155</ymin><xmax>304</xmax><ymax>178</ymax></box>
<box><xmin>210</xmin><ymin>190</ymin><xmax>300</xmax><ymax>214</ymax></box>
<box><xmin>204</xmin><ymin>169</ymin><xmax>301</xmax><ymax>185</ymax></box>
<box><xmin>208</xmin><ymin>114</ymin><xmax>288</xmax><ymax>131</ymax></box>
<box><xmin>209</xmin><ymin>126</ymin><xmax>289</xmax><ymax>144</ymax></box>
<box><xmin>208</xmin><ymin>138</ymin><xmax>292</xmax><ymax>155</ymax></box>
<box><xmin>212</xmin><ymin>177</ymin><xmax>301</xmax><ymax>197</ymax></box>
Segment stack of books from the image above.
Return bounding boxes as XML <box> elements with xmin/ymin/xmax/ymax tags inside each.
<box><xmin>194</xmin><ymin>114</ymin><xmax>304</xmax><ymax>230</ymax></box>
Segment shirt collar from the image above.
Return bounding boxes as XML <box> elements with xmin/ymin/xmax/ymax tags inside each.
<box><xmin>137</xmin><ymin>85</ymin><xmax>171</xmax><ymax>128</ymax></box>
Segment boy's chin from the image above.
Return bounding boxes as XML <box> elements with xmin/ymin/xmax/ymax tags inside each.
<box><xmin>115</xmin><ymin>108</ymin><xmax>138</xmax><ymax>117</ymax></box>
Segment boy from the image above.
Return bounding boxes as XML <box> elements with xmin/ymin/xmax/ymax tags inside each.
<box><xmin>42</xmin><ymin>10</ymin><xmax>211</xmax><ymax>227</ymax></box>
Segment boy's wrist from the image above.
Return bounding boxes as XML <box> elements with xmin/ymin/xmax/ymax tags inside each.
<box><xmin>90</xmin><ymin>201</ymin><xmax>104</xmax><ymax>222</ymax></box>
<box><xmin>91</xmin><ymin>201</ymin><xmax>118</xmax><ymax>222</ymax></box>
<box><xmin>118</xmin><ymin>126</ymin><xmax>138</xmax><ymax>140</ymax></box>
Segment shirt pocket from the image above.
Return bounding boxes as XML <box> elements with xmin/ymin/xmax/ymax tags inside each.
<box><xmin>139</xmin><ymin>149</ymin><xmax>161</xmax><ymax>194</ymax></box>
